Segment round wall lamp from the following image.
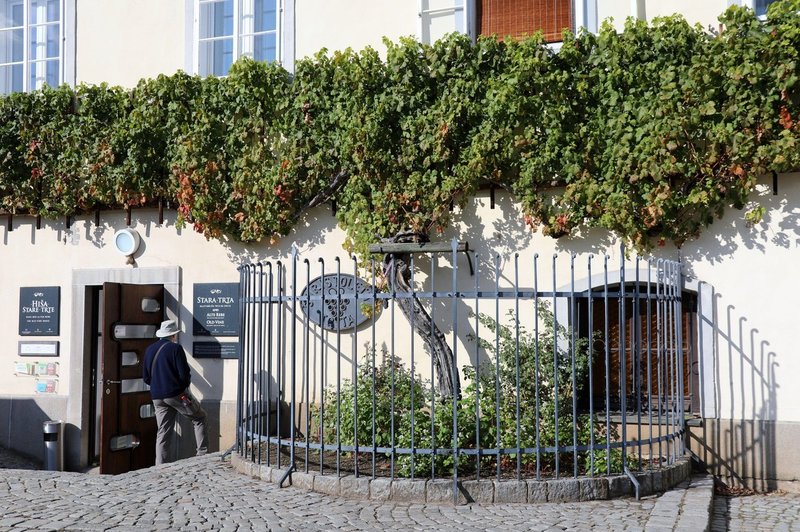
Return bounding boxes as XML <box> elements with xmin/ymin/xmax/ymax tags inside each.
<box><xmin>113</xmin><ymin>228</ymin><xmax>141</xmax><ymax>264</ymax></box>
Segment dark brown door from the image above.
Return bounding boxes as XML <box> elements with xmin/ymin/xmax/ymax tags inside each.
<box><xmin>100</xmin><ymin>283</ymin><xmax>164</xmax><ymax>474</ymax></box>
<box><xmin>581</xmin><ymin>291</ymin><xmax>698</xmax><ymax>414</ymax></box>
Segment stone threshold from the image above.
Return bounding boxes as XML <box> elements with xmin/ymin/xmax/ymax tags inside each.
<box><xmin>230</xmin><ymin>452</ymin><xmax>692</xmax><ymax>505</ymax></box>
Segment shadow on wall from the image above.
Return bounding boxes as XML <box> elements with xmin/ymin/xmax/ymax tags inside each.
<box><xmin>0</xmin><ymin>396</ymin><xmax>69</xmax><ymax>468</ymax></box>
<box><xmin>689</xmin><ymin>285</ymin><xmax>779</xmax><ymax>491</ymax></box>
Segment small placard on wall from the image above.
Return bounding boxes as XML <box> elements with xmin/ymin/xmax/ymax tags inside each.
<box><xmin>192</xmin><ymin>341</ymin><xmax>239</xmax><ymax>359</ymax></box>
<box><xmin>14</xmin><ymin>362</ymin><xmax>34</xmax><ymax>376</ymax></box>
<box><xmin>18</xmin><ymin>341</ymin><xmax>59</xmax><ymax>357</ymax></box>
<box><xmin>192</xmin><ymin>283</ymin><xmax>240</xmax><ymax>336</ymax></box>
<box><xmin>19</xmin><ymin>287</ymin><xmax>60</xmax><ymax>336</ymax></box>
<box><xmin>35</xmin><ymin>379</ymin><xmax>58</xmax><ymax>394</ymax></box>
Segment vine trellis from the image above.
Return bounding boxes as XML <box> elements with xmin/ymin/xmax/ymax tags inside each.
<box><xmin>0</xmin><ymin>3</ymin><xmax>798</xmax><ymax>255</ymax></box>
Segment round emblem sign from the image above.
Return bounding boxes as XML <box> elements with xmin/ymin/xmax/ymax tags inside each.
<box><xmin>299</xmin><ymin>274</ymin><xmax>374</xmax><ymax>331</ymax></box>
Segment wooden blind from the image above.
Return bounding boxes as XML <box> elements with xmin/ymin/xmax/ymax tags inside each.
<box><xmin>477</xmin><ymin>0</ymin><xmax>572</xmax><ymax>43</ymax></box>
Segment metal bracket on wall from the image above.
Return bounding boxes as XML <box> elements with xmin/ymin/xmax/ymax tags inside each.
<box><xmin>367</xmin><ymin>241</ymin><xmax>475</xmax><ymax>275</ymax></box>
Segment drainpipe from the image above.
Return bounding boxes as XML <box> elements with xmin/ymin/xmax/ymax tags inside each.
<box><xmin>630</xmin><ymin>0</ymin><xmax>646</xmax><ymax>20</ymax></box>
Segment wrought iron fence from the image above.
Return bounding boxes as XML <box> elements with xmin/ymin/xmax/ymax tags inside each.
<box><xmin>236</xmin><ymin>241</ymin><xmax>688</xmax><ymax>494</ymax></box>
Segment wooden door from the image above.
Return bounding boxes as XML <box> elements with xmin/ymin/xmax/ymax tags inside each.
<box><xmin>100</xmin><ymin>283</ymin><xmax>164</xmax><ymax>474</ymax></box>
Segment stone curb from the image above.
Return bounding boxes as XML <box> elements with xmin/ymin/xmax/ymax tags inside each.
<box><xmin>231</xmin><ymin>452</ymin><xmax>693</xmax><ymax>505</ymax></box>
<box><xmin>644</xmin><ymin>474</ymin><xmax>714</xmax><ymax>532</ymax></box>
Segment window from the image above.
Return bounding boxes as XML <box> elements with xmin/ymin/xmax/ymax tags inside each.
<box><xmin>197</xmin><ymin>0</ymin><xmax>279</xmax><ymax>77</ymax></box>
<box><xmin>477</xmin><ymin>0</ymin><xmax>572</xmax><ymax>43</ymax></box>
<box><xmin>754</xmin><ymin>0</ymin><xmax>776</xmax><ymax>17</ymax></box>
<box><xmin>0</xmin><ymin>0</ymin><xmax>62</xmax><ymax>95</ymax></box>
<box><xmin>577</xmin><ymin>287</ymin><xmax>699</xmax><ymax>415</ymax></box>
<box><xmin>419</xmin><ymin>0</ymin><xmax>472</xmax><ymax>45</ymax></box>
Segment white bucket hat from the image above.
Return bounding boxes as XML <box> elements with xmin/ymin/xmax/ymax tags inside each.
<box><xmin>156</xmin><ymin>319</ymin><xmax>179</xmax><ymax>338</ymax></box>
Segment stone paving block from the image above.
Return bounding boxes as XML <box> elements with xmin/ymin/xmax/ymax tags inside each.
<box><xmin>608</xmin><ymin>475</ymin><xmax>632</xmax><ymax>498</ymax></box>
<box><xmin>579</xmin><ymin>477</ymin><xmax>609</xmax><ymax>501</ymax></box>
<box><xmin>662</xmin><ymin>465</ymin><xmax>674</xmax><ymax>489</ymax></box>
<box><xmin>257</xmin><ymin>464</ymin><xmax>272</xmax><ymax>481</ymax></box>
<box><xmin>391</xmin><ymin>479</ymin><xmax>426</xmax><ymax>502</ymax></box>
<box><xmin>461</xmin><ymin>480</ymin><xmax>493</xmax><ymax>504</ymax></box>
<box><xmin>427</xmin><ymin>479</ymin><xmax>466</xmax><ymax>504</ymax></box>
<box><xmin>526</xmin><ymin>480</ymin><xmax>548</xmax><ymax>503</ymax></box>
<box><xmin>339</xmin><ymin>475</ymin><xmax>371</xmax><ymax>499</ymax></box>
<box><xmin>634</xmin><ymin>471</ymin><xmax>653</xmax><ymax>496</ymax></box>
<box><xmin>494</xmin><ymin>480</ymin><xmax>527</xmax><ymax>503</ymax></box>
<box><xmin>291</xmin><ymin>470</ymin><xmax>316</xmax><ymax>491</ymax></box>
<box><xmin>648</xmin><ymin>468</ymin><xmax>664</xmax><ymax>493</ymax></box>
<box><xmin>546</xmin><ymin>478</ymin><xmax>580</xmax><ymax>502</ymax></box>
<box><xmin>314</xmin><ymin>474</ymin><xmax>341</xmax><ymax>496</ymax></box>
<box><xmin>370</xmin><ymin>478</ymin><xmax>392</xmax><ymax>502</ymax></box>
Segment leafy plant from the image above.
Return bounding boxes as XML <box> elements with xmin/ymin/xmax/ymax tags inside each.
<box><xmin>311</xmin><ymin>303</ymin><xmax>624</xmax><ymax>479</ymax></box>
<box><xmin>1</xmin><ymin>2</ymin><xmax>799</xmax><ymax>252</ymax></box>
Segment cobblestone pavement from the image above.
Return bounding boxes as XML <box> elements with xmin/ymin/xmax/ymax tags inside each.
<box><xmin>711</xmin><ymin>492</ymin><xmax>800</xmax><ymax>532</ymax></box>
<box><xmin>0</xmin><ymin>444</ymin><xmax>754</xmax><ymax>532</ymax></box>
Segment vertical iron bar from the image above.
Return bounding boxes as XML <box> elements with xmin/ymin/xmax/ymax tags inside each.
<box><xmin>289</xmin><ymin>248</ymin><xmax>298</xmax><ymax>473</ymax></box>
<box><xmin>514</xmin><ymin>253</ymin><xmax>522</xmax><ymax>480</ymax></box>
<box><xmin>587</xmin><ymin>255</ymin><xmax>595</xmax><ymax>475</ymax></box>
<box><xmin>534</xmin><ymin>254</ymin><xmax>541</xmax><ymax>480</ymax></box>
<box><xmin>430</xmin><ymin>256</ymin><xmax>437</xmax><ymax>479</ymax></box>
<box><xmin>570</xmin><ymin>254</ymin><xmax>578</xmax><ymax>477</ymax></box>
<box><xmin>635</xmin><ymin>256</ymin><xmax>642</xmax><ymax>470</ymax></box>
<box><xmin>390</xmin><ymin>256</ymin><xmax>396</xmax><ymax>480</ymax></box>
<box><xmin>318</xmin><ymin>258</ymin><xmax>326</xmax><ymax>474</ymax></box>
<box><xmin>676</xmin><ymin>260</ymin><xmax>685</xmax><ymax>456</ymax></box>
<box><xmin>656</xmin><ymin>259</ymin><xmax>664</xmax><ymax>465</ymax></box>
<box><xmin>451</xmin><ymin>238</ymin><xmax>460</xmax><ymax>504</ymax></box>
<box><xmin>236</xmin><ymin>266</ymin><xmax>247</xmax><ymax>456</ymax></box>
<box><xmin>353</xmin><ymin>255</ymin><xmax>360</xmax><ymax>478</ymax></box>
<box><xmin>303</xmin><ymin>260</ymin><xmax>311</xmax><ymax>472</ymax></box>
<box><xmin>474</xmin><ymin>254</ymin><xmax>481</xmax><ymax>480</ymax></box>
<box><xmin>276</xmin><ymin>261</ymin><xmax>284</xmax><ymax>468</ymax></box>
<box><xmin>619</xmin><ymin>248</ymin><xmax>627</xmax><ymax>471</ymax></box>
<box><xmin>494</xmin><ymin>253</ymin><xmax>501</xmax><ymax>481</ymax></box>
<box><xmin>371</xmin><ymin>259</ymin><xmax>377</xmax><ymax>479</ymax></box>
<box><xmin>336</xmin><ymin>258</ymin><xmax>342</xmax><ymax>477</ymax></box>
<box><xmin>266</xmin><ymin>263</ymin><xmax>274</xmax><ymax>467</ymax></box>
<box><xmin>257</xmin><ymin>263</ymin><xmax>265</xmax><ymax>464</ymax></box>
<box><xmin>552</xmin><ymin>254</ymin><xmax>559</xmax><ymax>478</ymax></box>
<box><xmin>410</xmin><ymin>255</ymin><xmax>416</xmax><ymax>479</ymax></box>
<box><xmin>249</xmin><ymin>266</ymin><xmax>257</xmax><ymax>461</ymax></box>
<box><xmin>604</xmin><ymin>256</ymin><xmax>611</xmax><ymax>474</ymax></box>
<box><xmin>646</xmin><ymin>260</ymin><xmax>654</xmax><ymax>468</ymax></box>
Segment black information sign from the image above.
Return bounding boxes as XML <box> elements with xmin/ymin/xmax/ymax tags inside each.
<box><xmin>299</xmin><ymin>274</ymin><xmax>374</xmax><ymax>331</ymax></box>
<box><xmin>192</xmin><ymin>283</ymin><xmax>239</xmax><ymax>336</ymax></box>
<box><xmin>19</xmin><ymin>287</ymin><xmax>60</xmax><ymax>336</ymax></box>
<box><xmin>192</xmin><ymin>341</ymin><xmax>239</xmax><ymax>359</ymax></box>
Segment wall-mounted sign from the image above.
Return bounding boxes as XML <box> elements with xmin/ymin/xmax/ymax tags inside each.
<box><xmin>19</xmin><ymin>287</ymin><xmax>60</xmax><ymax>336</ymax></box>
<box><xmin>192</xmin><ymin>283</ymin><xmax>240</xmax><ymax>336</ymax></box>
<box><xmin>35</xmin><ymin>379</ymin><xmax>58</xmax><ymax>394</ymax></box>
<box><xmin>299</xmin><ymin>274</ymin><xmax>374</xmax><ymax>331</ymax></box>
<box><xmin>192</xmin><ymin>341</ymin><xmax>239</xmax><ymax>359</ymax></box>
<box><xmin>18</xmin><ymin>341</ymin><xmax>59</xmax><ymax>357</ymax></box>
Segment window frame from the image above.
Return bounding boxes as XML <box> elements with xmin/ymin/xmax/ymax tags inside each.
<box><xmin>0</xmin><ymin>0</ymin><xmax>72</xmax><ymax>95</ymax></box>
<box><xmin>418</xmin><ymin>0</ymin><xmax>598</xmax><ymax>47</ymax></box>
<box><xmin>193</xmin><ymin>0</ymin><xmax>290</xmax><ymax>77</ymax></box>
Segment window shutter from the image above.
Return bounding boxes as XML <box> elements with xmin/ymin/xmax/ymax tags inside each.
<box><xmin>477</xmin><ymin>0</ymin><xmax>572</xmax><ymax>43</ymax></box>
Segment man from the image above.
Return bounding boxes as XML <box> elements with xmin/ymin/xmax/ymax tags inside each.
<box><xmin>143</xmin><ymin>319</ymin><xmax>208</xmax><ymax>464</ymax></box>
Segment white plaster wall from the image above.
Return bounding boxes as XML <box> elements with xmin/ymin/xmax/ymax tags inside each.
<box><xmin>680</xmin><ymin>172</ymin><xmax>800</xmax><ymax>424</ymax></box>
<box><xmin>645</xmin><ymin>0</ymin><xmax>727</xmax><ymax>29</ymax></box>
<box><xmin>597</xmin><ymin>0</ymin><xmax>632</xmax><ymax>32</ymax></box>
<box><xmin>75</xmin><ymin>0</ymin><xmax>188</xmax><ymax>87</ymax></box>
<box><xmin>294</xmin><ymin>0</ymin><xmax>418</xmax><ymax>61</ymax></box>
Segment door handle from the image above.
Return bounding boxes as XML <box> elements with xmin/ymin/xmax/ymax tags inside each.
<box><xmin>106</xmin><ymin>379</ymin><xmax>122</xmax><ymax>385</ymax></box>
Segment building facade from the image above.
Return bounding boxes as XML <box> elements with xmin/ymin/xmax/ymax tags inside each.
<box><xmin>1</xmin><ymin>0</ymin><xmax>796</xmax><ymax>491</ymax></box>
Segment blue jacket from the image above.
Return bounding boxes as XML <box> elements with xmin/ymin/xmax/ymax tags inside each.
<box><xmin>143</xmin><ymin>338</ymin><xmax>191</xmax><ymax>400</ymax></box>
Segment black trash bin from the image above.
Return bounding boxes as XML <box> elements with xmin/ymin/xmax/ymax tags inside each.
<box><xmin>43</xmin><ymin>420</ymin><xmax>64</xmax><ymax>471</ymax></box>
